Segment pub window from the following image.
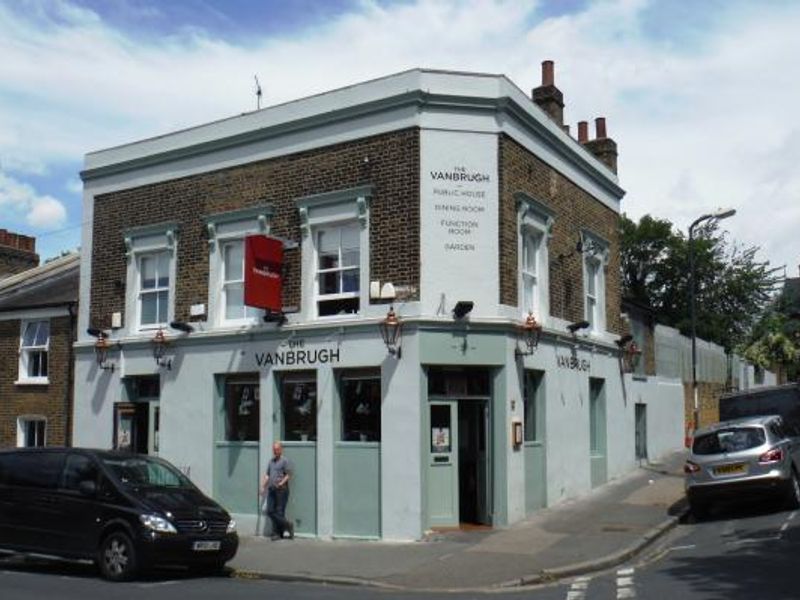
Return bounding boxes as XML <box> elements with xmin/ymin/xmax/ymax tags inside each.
<box><xmin>339</xmin><ymin>371</ymin><xmax>381</xmax><ymax>442</ymax></box>
<box><xmin>280</xmin><ymin>372</ymin><xmax>317</xmax><ymax>441</ymax></box>
<box><xmin>223</xmin><ymin>376</ymin><xmax>260</xmax><ymax>442</ymax></box>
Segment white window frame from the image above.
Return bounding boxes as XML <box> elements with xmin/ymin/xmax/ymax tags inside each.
<box><xmin>124</xmin><ymin>223</ymin><xmax>178</xmax><ymax>334</ymax></box>
<box><xmin>206</xmin><ymin>206</ymin><xmax>273</xmax><ymax>328</ymax></box>
<box><xmin>296</xmin><ymin>186</ymin><xmax>371</xmax><ymax>321</ymax></box>
<box><xmin>17</xmin><ymin>415</ymin><xmax>47</xmax><ymax>447</ymax></box>
<box><xmin>17</xmin><ymin>319</ymin><xmax>50</xmax><ymax>385</ymax></box>
<box><xmin>581</xmin><ymin>230</ymin><xmax>609</xmax><ymax>335</ymax></box>
<box><xmin>516</xmin><ymin>193</ymin><xmax>553</xmax><ymax>323</ymax></box>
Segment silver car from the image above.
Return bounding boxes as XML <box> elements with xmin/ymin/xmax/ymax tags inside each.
<box><xmin>685</xmin><ymin>415</ymin><xmax>800</xmax><ymax>518</ymax></box>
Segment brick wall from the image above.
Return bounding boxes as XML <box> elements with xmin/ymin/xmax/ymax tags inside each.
<box><xmin>498</xmin><ymin>134</ymin><xmax>623</xmax><ymax>334</ymax></box>
<box><xmin>0</xmin><ymin>315</ymin><xmax>73</xmax><ymax>448</ymax></box>
<box><xmin>90</xmin><ymin>128</ymin><xmax>420</xmax><ymax>328</ymax></box>
<box><xmin>0</xmin><ymin>228</ymin><xmax>39</xmax><ymax>278</ymax></box>
<box><xmin>683</xmin><ymin>381</ymin><xmax>726</xmax><ymax>440</ymax></box>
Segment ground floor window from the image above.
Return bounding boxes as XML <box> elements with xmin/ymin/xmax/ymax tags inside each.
<box><xmin>280</xmin><ymin>372</ymin><xmax>317</xmax><ymax>441</ymax></box>
<box><xmin>223</xmin><ymin>375</ymin><xmax>260</xmax><ymax>442</ymax></box>
<box><xmin>339</xmin><ymin>370</ymin><xmax>381</xmax><ymax>442</ymax></box>
<box><xmin>17</xmin><ymin>416</ymin><xmax>46</xmax><ymax>447</ymax></box>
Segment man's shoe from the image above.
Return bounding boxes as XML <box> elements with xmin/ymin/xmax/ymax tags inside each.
<box><xmin>287</xmin><ymin>521</ymin><xmax>295</xmax><ymax>540</ymax></box>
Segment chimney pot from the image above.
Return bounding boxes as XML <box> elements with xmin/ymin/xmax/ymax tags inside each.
<box><xmin>595</xmin><ymin>117</ymin><xmax>607</xmax><ymax>139</ymax></box>
<box><xmin>577</xmin><ymin>121</ymin><xmax>589</xmax><ymax>143</ymax></box>
<box><xmin>542</xmin><ymin>60</ymin><xmax>555</xmax><ymax>86</ymax></box>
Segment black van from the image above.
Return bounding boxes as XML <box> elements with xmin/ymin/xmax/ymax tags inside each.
<box><xmin>0</xmin><ymin>448</ymin><xmax>238</xmax><ymax>581</ymax></box>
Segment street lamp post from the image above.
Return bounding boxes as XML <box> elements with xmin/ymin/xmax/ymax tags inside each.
<box><xmin>689</xmin><ymin>208</ymin><xmax>736</xmax><ymax>433</ymax></box>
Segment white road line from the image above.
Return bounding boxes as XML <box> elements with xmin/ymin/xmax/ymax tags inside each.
<box><xmin>571</xmin><ymin>581</ymin><xmax>589</xmax><ymax>590</ymax></box>
<box><xmin>617</xmin><ymin>588</ymin><xmax>636</xmax><ymax>599</ymax></box>
<box><xmin>781</xmin><ymin>522</ymin><xmax>789</xmax><ymax>532</ymax></box>
<box><xmin>789</xmin><ymin>511</ymin><xmax>797</xmax><ymax>521</ymax></box>
<box><xmin>617</xmin><ymin>576</ymin><xmax>634</xmax><ymax>586</ymax></box>
<box><xmin>137</xmin><ymin>580</ymin><xmax>181</xmax><ymax>588</ymax></box>
<box><xmin>617</xmin><ymin>567</ymin><xmax>635</xmax><ymax>576</ymax></box>
<box><xmin>616</xmin><ymin>567</ymin><xmax>636</xmax><ymax>599</ymax></box>
<box><xmin>565</xmin><ymin>576</ymin><xmax>591</xmax><ymax>599</ymax></box>
<box><xmin>668</xmin><ymin>544</ymin><xmax>697</xmax><ymax>552</ymax></box>
<box><xmin>728</xmin><ymin>536</ymin><xmax>781</xmax><ymax>546</ymax></box>
<box><xmin>721</xmin><ymin>521</ymin><xmax>735</xmax><ymax>536</ymax></box>
<box><xmin>566</xmin><ymin>592</ymin><xmax>585</xmax><ymax>600</ymax></box>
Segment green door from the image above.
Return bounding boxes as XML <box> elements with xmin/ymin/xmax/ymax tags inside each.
<box><xmin>427</xmin><ymin>401</ymin><xmax>459</xmax><ymax>528</ymax></box>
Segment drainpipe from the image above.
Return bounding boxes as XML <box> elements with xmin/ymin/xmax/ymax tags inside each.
<box><xmin>65</xmin><ymin>301</ymin><xmax>77</xmax><ymax>447</ymax></box>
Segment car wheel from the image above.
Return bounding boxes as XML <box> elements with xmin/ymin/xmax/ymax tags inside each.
<box><xmin>787</xmin><ymin>470</ymin><xmax>800</xmax><ymax>509</ymax></box>
<box><xmin>98</xmin><ymin>531</ymin><xmax>138</xmax><ymax>582</ymax></box>
<box><xmin>689</xmin><ymin>500</ymin><xmax>709</xmax><ymax>521</ymax></box>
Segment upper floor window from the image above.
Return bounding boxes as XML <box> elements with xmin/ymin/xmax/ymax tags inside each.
<box><xmin>124</xmin><ymin>223</ymin><xmax>177</xmax><ymax>332</ymax></box>
<box><xmin>206</xmin><ymin>206</ymin><xmax>273</xmax><ymax>327</ymax></box>
<box><xmin>316</xmin><ymin>223</ymin><xmax>360</xmax><ymax>316</ymax></box>
<box><xmin>297</xmin><ymin>185</ymin><xmax>371</xmax><ymax>320</ymax></box>
<box><xmin>139</xmin><ymin>252</ymin><xmax>170</xmax><ymax>327</ymax></box>
<box><xmin>581</xmin><ymin>230</ymin><xmax>609</xmax><ymax>334</ymax></box>
<box><xmin>516</xmin><ymin>193</ymin><xmax>553</xmax><ymax>321</ymax></box>
<box><xmin>18</xmin><ymin>319</ymin><xmax>49</xmax><ymax>383</ymax></box>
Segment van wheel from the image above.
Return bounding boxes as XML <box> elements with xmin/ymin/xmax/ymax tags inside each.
<box><xmin>787</xmin><ymin>470</ymin><xmax>800</xmax><ymax>509</ymax></box>
<box><xmin>98</xmin><ymin>531</ymin><xmax>138</xmax><ymax>582</ymax></box>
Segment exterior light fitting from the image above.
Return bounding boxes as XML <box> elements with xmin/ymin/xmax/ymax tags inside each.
<box><xmin>151</xmin><ymin>328</ymin><xmax>172</xmax><ymax>370</ymax></box>
<box><xmin>621</xmin><ymin>339</ymin><xmax>642</xmax><ymax>373</ymax></box>
<box><xmin>515</xmin><ymin>312</ymin><xmax>542</xmax><ymax>357</ymax></box>
<box><xmin>378</xmin><ymin>306</ymin><xmax>402</xmax><ymax>358</ymax></box>
<box><xmin>452</xmin><ymin>301</ymin><xmax>474</xmax><ymax>320</ymax></box>
<box><xmin>87</xmin><ymin>328</ymin><xmax>115</xmax><ymax>372</ymax></box>
<box><xmin>169</xmin><ymin>320</ymin><xmax>194</xmax><ymax>333</ymax></box>
<box><xmin>567</xmin><ymin>320</ymin><xmax>590</xmax><ymax>334</ymax></box>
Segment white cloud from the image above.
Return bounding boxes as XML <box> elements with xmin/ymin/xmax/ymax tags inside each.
<box><xmin>0</xmin><ymin>0</ymin><xmax>798</xmax><ymax>270</ymax></box>
<box><xmin>0</xmin><ymin>172</ymin><xmax>67</xmax><ymax>230</ymax></box>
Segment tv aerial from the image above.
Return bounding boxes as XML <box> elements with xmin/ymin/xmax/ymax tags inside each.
<box><xmin>254</xmin><ymin>75</ymin><xmax>263</xmax><ymax>110</ymax></box>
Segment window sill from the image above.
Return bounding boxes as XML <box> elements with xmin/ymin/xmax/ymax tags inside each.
<box><xmin>15</xmin><ymin>379</ymin><xmax>50</xmax><ymax>386</ymax></box>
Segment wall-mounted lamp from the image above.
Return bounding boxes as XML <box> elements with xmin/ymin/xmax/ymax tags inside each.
<box><xmin>378</xmin><ymin>306</ymin><xmax>402</xmax><ymax>358</ymax></box>
<box><xmin>515</xmin><ymin>312</ymin><xmax>543</xmax><ymax>357</ymax></box>
<box><xmin>614</xmin><ymin>334</ymin><xmax>633</xmax><ymax>348</ymax></box>
<box><xmin>87</xmin><ymin>328</ymin><xmax>115</xmax><ymax>372</ymax></box>
<box><xmin>615</xmin><ymin>335</ymin><xmax>642</xmax><ymax>373</ymax></box>
<box><xmin>452</xmin><ymin>301</ymin><xmax>474</xmax><ymax>320</ymax></box>
<box><xmin>169</xmin><ymin>320</ymin><xmax>194</xmax><ymax>333</ymax></box>
<box><xmin>567</xmin><ymin>320</ymin><xmax>590</xmax><ymax>335</ymax></box>
<box><xmin>151</xmin><ymin>328</ymin><xmax>172</xmax><ymax>370</ymax></box>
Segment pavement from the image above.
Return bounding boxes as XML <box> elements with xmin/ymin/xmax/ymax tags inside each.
<box><xmin>230</xmin><ymin>450</ymin><xmax>689</xmax><ymax>592</ymax></box>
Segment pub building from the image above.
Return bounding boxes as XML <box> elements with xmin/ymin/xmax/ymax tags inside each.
<box><xmin>73</xmin><ymin>62</ymin><xmax>685</xmax><ymax>540</ymax></box>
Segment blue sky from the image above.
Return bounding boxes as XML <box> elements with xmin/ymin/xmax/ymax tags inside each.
<box><xmin>1</xmin><ymin>0</ymin><xmax>798</xmax><ymax>275</ymax></box>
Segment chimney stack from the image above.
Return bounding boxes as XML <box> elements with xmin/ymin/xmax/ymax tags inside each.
<box><xmin>0</xmin><ymin>229</ymin><xmax>39</xmax><ymax>279</ymax></box>
<box><xmin>578</xmin><ymin>117</ymin><xmax>618</xmax><ymax>174</ymax></box>
<box><xmin>532</xmin><ymin>60</ymin><xmax>564</xmax><ymax>126</ymax></box>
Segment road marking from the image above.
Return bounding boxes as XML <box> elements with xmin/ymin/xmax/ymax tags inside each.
<box><xmin>616</xmin><ymin>567</ymin><xmax>636</xmax><ymax>599</ymax></box>
<box><xmin>617</xmin><ymin>576</ymin><xmax>634</xmax><ymax>586</ymax></box>
<box><xmin>668</xmin><ymin>544</ymin><xmax>696</xmax><ymax>552</ymax></box>
<box><xmin>617</xmin><ymin>567</ymin><xmax>635</xmax><ymax>576</ymax></box>
<box><xmin>728</xmin><ymin>536</ymin><xmax>781</xmax><ymax>546</ymax></box>
<box><xmin>137</xmin><ymin>580</ymin><xmax>181</xmax><ymax>588</ymax></box>
<box><xmin>565</xmin><ymin>576</ymin><xmax>591</xmax><ymax>599</ymax></box>
<box><xmin>781</xmin><ymin>522</ymin><xmax>789</xmax><ymax>532</ymax></box>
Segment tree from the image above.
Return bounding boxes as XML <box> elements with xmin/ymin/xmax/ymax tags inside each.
<box><xmin>620</xmin><ymin>214</ymin><xmax>781</xmax><ymax>351</ymax></box>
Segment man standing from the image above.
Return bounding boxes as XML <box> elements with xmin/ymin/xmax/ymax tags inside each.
<box><xmin>261</xmin><ymin>442</ymin><xmax>294</xmax><ymax>540</ymax></box>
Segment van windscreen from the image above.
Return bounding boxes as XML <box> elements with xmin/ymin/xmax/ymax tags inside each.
<box><xmin>102</xmin><ymin>456</ymin><xmax>190</xmax><ymax>488</ymax></box>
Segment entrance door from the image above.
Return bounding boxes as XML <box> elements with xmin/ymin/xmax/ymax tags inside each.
<box><xmin>635</xmin><ymin>404</ymin><xmax>647</xmax><ymax>460</ymax></box>
<box><xmin>427</xmin><ymin>401</ymin><xmax>459</xmax><ymax>528</ymax></box>
<box><xmin>458</xmin><ymin>401</ymin><xmax>491</xmax><ymax>525</ymax></box>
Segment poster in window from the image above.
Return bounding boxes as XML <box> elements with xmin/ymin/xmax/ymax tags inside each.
<box><xmin>117</xmin><ymin>412</ymin><xmax>133</xmax><ymax>452</ymax></box>
<box><xmin>431</xmin><ymin>427</ymin><xmax>450</xmax><ymax>453</ymax></box>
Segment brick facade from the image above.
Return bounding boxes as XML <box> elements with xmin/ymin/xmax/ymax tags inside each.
<box><xmin>90</xmin><ymin>129</ymin><xmax>420</xmax><ymax>329</ymax></box>
<box><xmin>0</xmin><ymin>228</ymin><xmax>39</xmax><ymax>278</ymax></box>
<box><xmin>0</xmin><ymin>315</ymin><xmax>74</xmax><ymax>448</ymax></box>
<box><xmin>498</xmin><ymin>134</ymin><xmax>623</xmax><ymax>334</ymax></box>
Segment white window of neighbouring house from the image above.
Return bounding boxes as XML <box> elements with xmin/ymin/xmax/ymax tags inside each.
<box><xmin>206</xmin><ymin>205</ymin><xmax>272</xmax><ymax>327</ymax></box>
<box><xmin>17</xmin><ymin>416</ymin><xmax>47</xmax><ymax>447</ymax></box>
<box><xmin>138</xmin><ymin>252</ymin><xmax>170</xmax><ymax>328</ymax></box>
<box><xmin>516</xmin><ymin>193</ymin><xmax>552</xmax><ymax>322</ymax></box>
<box><xmin>296</xmin><ymin>185</ymin><xmax>371</xmax><ymax>320</ymax></box>
<box><xmin>581</xmin><ymin>230</ymin><xmax>609</xmax><ymax>334</ymax></box>
<box><xmin>18</xmin><ymin>319</ymin><xmax>49</xmax><ymax>383</ymax></box>
<box><xmin>124</xmin><ymin>223</ymin><xmax>177</xmax><ymax>333</ymax></box>
<box><xmin>316</xmin><ymin>222</ymin><xmax>360</xmax><ymax>317</ymax></box>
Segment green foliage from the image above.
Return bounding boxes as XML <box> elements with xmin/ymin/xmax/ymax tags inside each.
<box><xmin>620</xmin><ymin>214</ymin><xmax>781</xmax><ymax>351</ymax></box>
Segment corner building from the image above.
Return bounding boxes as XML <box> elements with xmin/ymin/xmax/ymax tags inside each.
<box><xmin>74</xmin><ymin>66</ymin><xmax>683</xmax><ymax>540</ymax></box>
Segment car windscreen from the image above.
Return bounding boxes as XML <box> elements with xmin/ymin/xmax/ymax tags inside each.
<box><xmin>693</xmin><ymin>427</ymin><xmax>766</xmax><ymax>455</ymax></box>
<box><xmin>101</xmin><ymin>455</ymin><xmax>191</xmax><ymax>489</ymax></box>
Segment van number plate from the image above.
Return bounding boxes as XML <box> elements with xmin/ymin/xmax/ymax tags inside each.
<box><xmin>193</xmin><ymin>541</ymin><xmax>221</xmax><ymax>551</ymax></box>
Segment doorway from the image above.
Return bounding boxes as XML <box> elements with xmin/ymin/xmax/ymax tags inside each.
<box><xmin>635</xmin><ymin>403</ymin><xmax>647</xmax><ymax>460</ymax></box>
<box><xmin>426</xmin><ymin>367</ymin><xmax>493</xmax><ymax>529</ymax></box>
<box><xmin>115</xmin><ymin>376</ymin><xmax>160</xmax><ymax>454</ymax></box>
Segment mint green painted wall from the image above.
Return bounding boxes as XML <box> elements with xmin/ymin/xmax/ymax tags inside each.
<box><xmin>213</xmin><ymin>442</ymin><xmax>260</xmax><ymax>514</ymax></box>
<box><xmin>419</xmin><ymin>330</ymin><xmax>506</xmax><ymax>365</ymax></box>
<box><xmin>492</xmin><ymin>367</ymin><xmax>507</xmax><ymax>526</ymax></box>
<box><xmin>524</xmin><ymin>443</ymin><xmax>546</xmax><ymax>513</ymax></box>
<box><xmin>283</xmin><ymin>443</ymin><xmax>317</xmax><ymax>535</ymax></box>
<box><xmin>334</xmin><ymin>443</ymin><xmax>381</xmax><ymax>537</ymax></box>
<box><xmin>589</xmin><ymin>378</ymin><xmax>608</xmax><ymax>489</ymax></box>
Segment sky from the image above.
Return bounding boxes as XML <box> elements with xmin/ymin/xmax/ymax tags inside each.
<box><xmin>0</xmin><ymin>0</ymin><xmax>798</xmax><ymax>277</ymax></box>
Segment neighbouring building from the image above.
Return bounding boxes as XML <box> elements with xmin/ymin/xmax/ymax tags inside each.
<box><xmin>0</xmin><ymin>228</ymin><xmax>39</xmax><ymax>279</ymax></box>
<box><xmin>0</xmin><ymin>249</ymin><xmax>79</xmax><ymax>448</ymax></box>
<box><xmin>74</xmin><ymin>63</ymin><xmax>685</xmax><ymax>540</ymax></box>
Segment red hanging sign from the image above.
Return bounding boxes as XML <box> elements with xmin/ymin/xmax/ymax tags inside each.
<box><xmin>244</xmin><ymin>235</ymin><xmax>283</xmax><ymax>312</ymax></box>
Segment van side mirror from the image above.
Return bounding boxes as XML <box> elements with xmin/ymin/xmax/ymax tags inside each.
<box><xmin>78</xmin><ymin>480</ymin><xmax>97</xmax><ymax>497</ymax></box>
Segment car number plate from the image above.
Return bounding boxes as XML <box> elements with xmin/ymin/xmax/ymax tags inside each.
<box><xmin>193</xmin><ymin>541</ymin><xmax>221</xmax><ymax>552</ymax></box>
<box><xmin>714</xmin><ymin>463</ymin><xmax>747</xmax><ymax>476</ymax></box>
